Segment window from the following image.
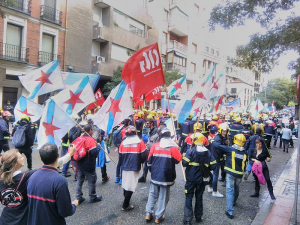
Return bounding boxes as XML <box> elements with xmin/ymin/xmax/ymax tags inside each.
<box><xmin>6</xmin><ymin>24</ymin><xmax>22</xmax><ymax>60</ymax></box>
<box><xmin>161</xmin><ymin>55</ymin><xmax>166</xmax><ymax>65</ymax></box>
<box><xmin>162</xmin><ymin>32</ymin><xmax>167</xmax><ymax>45</ymax></box>
<box><xmin>206</xmin><ymin>46</ymin><xmax>209</xmax><ymax>52</ymax></box>
<box><xmin>191</xmin><ymin>62</ymin><xmax>196</xmax><ymax>73</ymax></box>
<box><xmin>231</xmin><ymin>88</ymin><xmax>237</xmax><ymax>94</ymax></box>
<box><xmin>192</xmin><ymin>43</ymin><xmax>197</xmax><ymax>54</ymax></box>
<box><xmin>39</xmin><ymin>33</ymin><xmax>55</xmax><ymax>65</ymax></box>
<box><xmin>164</xmin><ymin>9</ymin><xmax>169</xmax><ymax>21</ymax></box>
<box><xmin>203</xmin><ymin>60</ymin><xmax>206</xmax><ymax>67</ymax></box>
<box><xmin>194</xmin><ymin>3</ymin><xmax>199</xmax><ymax>14</ymax></box>
<box><xmin>211</xmin><ymin>48</ymin><xmax>214</xmax><ymax>54</ymax></box>
<box><xmin>216</xmin><ymin>51</ymin><xmax>219</xmax><ymax>56</ymax></box>
<box><xmin>129</xmin><ymin>24</ymin><xmax>144</xmax><ymax>37</ymax></box>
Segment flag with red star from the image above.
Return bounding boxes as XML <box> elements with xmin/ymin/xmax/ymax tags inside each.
<box><xmin>208</xmin><ymin>73</ymin><xmax>226</xmax><ymax>99</ymax></box>
<box><xmin>92</xmin><ymin>81</ymin><xmax>133</xmax><ymax>134</ymax></box>
<box><xmin>52</xmin><ymin>76</ymin><xmax>95</xmax><ymax>117</ymax></box>
<box><xmin>37</xmin><ymin>99</ymin><xmax>76</xmax><ymax>148</ymax></box>
<box><xmin>19</xmin><ymin>60</ymin><xmax>65</xmax><ymax>100</ymax></box>
<box><xmin>167</xmin><ymin>75</ymin><xmax>187</xmax><ymax>97</ymax></box>
<box><xmin>14</xmin><ymin>96</ymin><xmax>44</xmax><ymax>122</ymax></box>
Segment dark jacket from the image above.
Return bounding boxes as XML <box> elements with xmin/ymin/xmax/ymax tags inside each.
<box><xmin>0</xmin><ymin>118</ymin><xmax>10</xmax><ymax>141</ymax></box>
<box><xmin>12</xmin><ymin>120</ymin><xmax>34</xmax><ymax>149</ymax></box>
<box><xmin>119</xmin><ymin>139</ymin><xmax>148</xmax><ymax>171</ymax></box>
<box><xmin>147</xmin><ymin>142</ymin><xmax>182</xmax><ymax>186</ymax></box>
<box><xmin>182</xmin><ymin>147</ymin><xmax>216</xmax><ymax>183</ymax></box>
<box><xmin>181</xmin><ymin>119</ymin><xmax>193</xmax><ymax>137</ymax></box>
<box><xmin>27</xmin><ymin>166</ymin><xmax>76</xmax><ymax>225</ymax></box>
<box><xmin>209</xmin><ymin>134</ymin><xmax>227</xmax><ymax>163</ymax></box>
<box><xmin>212</xmin><ymin>142</ymin><xmax>247</xmax><ymax>179</ymax></box>
<box><xmin>229</xmin><ymin>122</ymin><xmax>243</xmax><ymax>137</ymax></box>
<box><xmin>240</xmin><ymin>128</ymin><xmax>254</xmax><ymax>140</ymax></box>
<box><xmin>264</xmin><ymin>120</ymin><xmax>276</xmax><ymax>135</ymax></box>
<box><xmin>199</xmin><ymin>118</ymin><xmax>209</xmax><ymax>135</ymax></box>
<box><xmin>76</xmin><ymin>134</ymin><xmax>101</xmax><ymax>173</ymax></box>
<box><xmin>244</xmin><ymin>135</ymin><xmax>270</xmax><ymax>157</ymax></box>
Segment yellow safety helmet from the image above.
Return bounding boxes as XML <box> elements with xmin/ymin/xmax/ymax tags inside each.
<box><xmin>272</xmin><ymin>113</ymin><xmax>276</xmax><ymax>117</ymax></box>
<box><xmin>218</xmin><ymin>123</ymin><xmax>228</xmax><ymax>134</ymax></box>
<box><xmin>142</xmin><ymin>109</ymin><xmax>147</xmax><ymax>112</ymax></box>
<box><xmin>167</xmin><ymin>112</ymin><xmax>171</xmax><ymax>116</ymax></box>
<box><xmin>188</xmin><ymin>113</ymin><xmax>193</xmax><ymax>119</ymax></box>
<box><xmin>192</xmin><ymin>133</ymin><xmax>205</xmax><ymax>146</ymax></box>
<box><xmin>233</xmin><ymin>134</ymin><xmax>246</xmax><ymax>147</ymax></box>
<box><xmin>150</xmin><ymin>111</ymin><xmax>156</xmax><ymax>116</ymax></box>
<box><xmin>235</xmin><ymin>117</ymin><xmax>241</xmax><ymax>123</ymax></box>
<box><xmin>137</xmin><ymin>111</ymin><xmax>144</xmax><ymax>117</ymax></box>
<box><xmin>212</xmin><ymin>115</ymin><xmax>219</xmax><ymax>120</ymax></box>
<box><xmin>157</xmin><ymin>110</ymin><xmax>162</xmax><ymax>115</ymax></box>
<box><xmin>20</xmin><ymin>115</ymin><xmax>30</xmax><ymax>122</ymax></box>
<box><xmin>88</xmin><ymin>110</ymin><xmax>91</xmax><ymax>114</ymax></box>
<box><xmin>146</xmin><ymin>115</ymin><xmax>153</xmax><ymax>119</ymax></box>
<box><xmin>193</xmin><ymin>122</ymin><xmax>203</xmax><ymax>132</ymax></box>
<box><xmin>171</xmin><ymin>113</ymin><xmax>176</xmax><ymax>119</ymax></box>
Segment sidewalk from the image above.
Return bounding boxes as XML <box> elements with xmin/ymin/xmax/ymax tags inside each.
<box><xmin>252</xmin><ymin>147</ymin><xmax>300</xmax><ymax>225</ymax></box>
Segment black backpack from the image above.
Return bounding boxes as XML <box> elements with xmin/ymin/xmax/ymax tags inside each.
<box><xmin>12</xmin><ymin>125</ymin><xmax>27</xmax><ymax>148</ymax></box>
<box><xmin>69</xmin><ymin>126</ymin><xmax>81</xmax><ymax>143</ymax></box>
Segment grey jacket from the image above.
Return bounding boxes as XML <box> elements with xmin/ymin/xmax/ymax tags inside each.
<box><xmin>281</xmin><ymin>128</ymin><xmax>292</xmax><ymax>140</ymax></box>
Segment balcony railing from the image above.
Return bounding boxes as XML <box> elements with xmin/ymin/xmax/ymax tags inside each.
<box><xmin>40</xmin><ymin>5</ymin><xmax>62</xmax><ymax>25</ymax></box>
<box><xmin>168</xmin><ymin>40</ymin><xmax>188</xmax><ymax>54</ymax></box>
<box><xmin>0</xmin><ymin>0</ymin><xmax>31</xmax><ymax>14</ymax></box>
<box><xmin>0</xmin><ymin>42</ymin><xmax>29</xmax><ymax>63</ymax></box>
<box><xmin>167</xmin><ymin>63</ymin><xmax>186</xmax><ymax>74</ymax></box>
<box><xmin>38</xmin><ymin>51</ymin><xmax>60</xmax><ymax>67</ymax></box>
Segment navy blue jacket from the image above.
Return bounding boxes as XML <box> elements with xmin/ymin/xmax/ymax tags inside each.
<box><xmin>244</xmin><ymin>135</ymin><xmax>270</xmax><ymax>157</ymax></box>
<box><xmin>119</xmin><ymin>140</ymin><xmax>148</xmax><ymax>171</ymax></box>
<box><xmin>27</xmin><ymin>166</ymin><xmax>76</xmax><ymax>225</ymax></box>
<box><xmin>148</xmin><ymin>142</ymin><xmax>182</xmax><ymax>186</ymax></box>
<box><xmin>12</xmin><ymin>120</ymin><xmax>34</xmax><ymax>149</ymax></box>
<box><xmin>210</xmin><ymin>134</ymin><xmax>227</xmax><ymax>163</ymax></box>
<box><xmin>240</xmin><ymin>128</ymin><xmax>254</xmax><ymax>140</ymax></box>
<box><xmin>182</xmin><ymin>147</ymin><xmax>216</xmax><ymax>183</ymax></box>
<box><xmin>0</xmin><ymin>118</ymin><xmax>10</xmax><ymax>141</ymax></box>
<box><xmin>229</xmin><ymin>122</ymin><xmax>243</xmax><ymax>137</ymax></box>
<box><xmin>181</xmin><ymin>119</ymin><xmax>193</xmax><ymax>137</ymax></box>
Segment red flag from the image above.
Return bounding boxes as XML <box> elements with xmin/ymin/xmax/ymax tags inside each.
<box><xmin>85</xmin><ymin>88</ymin><xmax>105</xmax><ymax>112</ymax></box>
<box><xmin>215</xmin><ymin>96</ymin><xmax>223</xmax><ymax>112</ymax></box>
<box><xmin>145</xmin><ymin>87</ymin><xmax>161</xmax><ymax>102</ymax></box>
<box><xmin>122</xmin><ymin>43</ymin><xmax>165</xmax><ymax>99</ymax></box>
<box><xmin>134</xmin><ymin>95</ymin><xmax>144</xmax><ymax>108</ymax></box>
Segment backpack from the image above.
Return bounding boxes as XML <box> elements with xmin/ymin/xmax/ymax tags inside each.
<box><xmin>200</xmin><ymin>164</ymin><xmax>213</xmax><ymax>186</ymax></box>
<box><xmin>112</xmin><ymin>127</ymin><xmax>123</xmax><ymax>147</ymax></box>
<box><xmin>70</xmin><ymin>136</ymin><xmax>89</xmax><ymax>161</ymax></box>
<box><xmin>12</xmin><ymin>125</ymin><xmax>27</xmax><ymax>148</ymax></box>
<box><xmin>209</xmin><ymin>124</ymin><xmax>218</xmax><ymax>135</ymax></box>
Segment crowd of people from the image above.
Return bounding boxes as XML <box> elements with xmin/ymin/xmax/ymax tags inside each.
<box><xmin>0</xmin><ymin>107</ymin><xmax>297</xmax><ymax>224</ymax></box>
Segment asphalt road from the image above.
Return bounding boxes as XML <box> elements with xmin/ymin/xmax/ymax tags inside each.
<box><xmin>0</xmin><ymin>140</ymin><xmax>297</xmax><ymax>225</ymax></box>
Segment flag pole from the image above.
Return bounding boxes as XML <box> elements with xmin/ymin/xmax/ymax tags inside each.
<box><xmin>226</xmin><ymin>94</ymin><xmax>230</xmax><ymax>146</ymax></box>
<box><xmin>165</xmin><ymin>85</ymin><xmax>186</xmax><ymax>182</ymax></box>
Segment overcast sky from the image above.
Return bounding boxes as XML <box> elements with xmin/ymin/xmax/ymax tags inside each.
<box><xmin>201</xmin><ymin>0</ymin><xmax>300</xmax><ymax>82</ymax></box>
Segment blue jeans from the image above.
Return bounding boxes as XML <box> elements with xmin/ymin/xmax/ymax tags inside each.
<box><xmin>116</xmin><ymin>152</ymin><xmax>122</xmax><ymax>179</ymax></box>
<box><xmin>226</xmin><ymin>174</ymin><xmax>241</xmax><ymax>216</ymax></box>
<box><xmin>246</xmin><ymin>161</ymin><xmax>253</xmax><ymax>173</ymax></box>
<box><xmin>61</xmin><ymin>146</ymin><xmax>71</xmax><ymax>175</ymax></box>
<box><xmin>209</xmin><ymin>163</ymin><xmax>220</xmax><ymax>192</ymax></box>
<box><xmin>273</xmin><ymin>132</ymin><xmax>279</xmax><ymax>146</ymax></box>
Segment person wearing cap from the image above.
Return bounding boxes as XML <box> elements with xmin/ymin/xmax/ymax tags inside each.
<box><xmin>0</xmin><ymin>111</ymin><xmax>10</xmax><ymax>153</ymax></box>
<box><xmin>118</xmin><ymin>125</ymin><xmax>148</xmax><ymax>210</ymax></box>
<box><xmin>182</xmin><ymin>133</ymin><xmax>216</xmax><ymax>224</ymax></box>
<box><xmin>12</xmin><ymin>115</ymin><xmax>34</xmax><ymax>170</ymax></box>
<box><xmin>211</xmin><ymin>134</ymin><xmax>248</xmax><ymax>219</ymax></box>
<box><xmin>145</xmin><ymin>128</ymin><xmax>182</xmax><ymax>223</ymax></box>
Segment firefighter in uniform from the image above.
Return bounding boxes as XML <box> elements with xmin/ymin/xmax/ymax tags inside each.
<box><xmin>182</xmin><ymin>133</ymin><xmax>217</xmax><ymax>224</ymax></box>
<box><xmin>179</xmin><ymin>114</ymin><xmax>194</xmax><ymax>147</ymax></box>
<box><xmin>229</xmin><ymin>117</ymin><xmax>243</xmax><ymax>145</ymax></box>
<box><xmin>211</xmin><ymin>134</ymin><xmax>247</xmax><ymax>219</ymax></box>
<box><xmin>135</xmin><ymin>111</ymin><xmax>145</xmax><ymax>139</ymax></box>
<box><xmin>199</xmin><ymin>115</ymin><xmax>210</xmax><ymax>138</ymax></box>
<box><xmin>240</xmin><ymin>121</ymin><xmax>254</xmax><ymax>141</ymax></box>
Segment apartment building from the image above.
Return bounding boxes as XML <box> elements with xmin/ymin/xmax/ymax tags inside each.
<box><xmin>66</xmin><ymin>0</ymin><xmax>157</xmax><ymax>80</ymax></box>
<box><xmin>0</xmin><ymin>0</ymin><xmax>67</xmax><ymax>108</ymax></box>
<box><xmin>148</xmin><ymin>0</ymin><xmax>221</xmax><ymax>84</ymax></box>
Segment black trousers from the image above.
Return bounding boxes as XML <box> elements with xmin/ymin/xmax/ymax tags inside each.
<box><xmin>101</xmin><ymin>164</ymin><xmax>107</xmax><ymax>179</ymax></box>
<box><xmin>184</xmin><ymin>181</ymin><xmax>205</xmax><ymax>222</ymax></box>
<box><xmin>266</xmin><ymin>135</ymin><xmax>272</xmax><ymax>148</ymax></box>
<box><xmin>253</xmin><ymin>163</ymin><xmax>273</xmax><ymax>196</ymax></box>
<box><xmin>123</xmin><ymin>189</ymin><xmax>133</xmax><ymax>209</ymax></box>
<box><xmin>18</xmin><ymin>148</ymin><xmax>32</xmax><ymax>170</ymax></box>
<box><xmin>0</xmin><ymin>140</ymin><xmax>10</xmax><ymax>153</ymax></box>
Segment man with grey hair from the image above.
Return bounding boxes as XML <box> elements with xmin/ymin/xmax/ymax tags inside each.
<box><xmin>27</xmin><ymin>143</ymin><xmax>78</xmax><ymax>225</ymax></box>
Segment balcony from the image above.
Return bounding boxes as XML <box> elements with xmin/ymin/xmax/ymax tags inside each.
<box><xmin>91</xmin><ymin>58</ymin><xmax>124</xmax><ymax>77</ymax></box>
<box><xmin>38</xmin><ymin>51</ymin><xmax>60</xmax><ymax>67</ymax></box>
<box><xmin>41</xmin><ymin>5</ymin><xmax>62</xmax><ymax>25</ymax></box>
<box><xmin>0</xmin><ymin>42</ymin><xmax>28</xmax><ymax>63</ymax></box>
<box><xmin>0</xmin><ymin>0</ymin><xmax>31</xmax><ymax>14</ymax></box>
<box><xmin>168</xmin><ymin>40</ymin><xmax>187</xmax><ymax>55</ymax></box>
<box><xmin>169</xmin><ymin>7</ymin><xmax>188</xmax><ymax>36</ymax></box>
<box><xmin>167</xmin><ymin>63</ymin><xmax>186</xmax><ymax>74</ymax></box>
<box><xmin>93</xmin><ymin>25</ymin><xmax>111</xmax><ymax>42</ymax></box>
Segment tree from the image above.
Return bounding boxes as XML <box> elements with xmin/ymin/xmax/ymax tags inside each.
<box><xmin>103</xmin><ymin>66</ymin><xmax>123</xmax><ymax>97</ymax></box>
<box><xmin>163</xmin><ymin>69</ymin><xmax>182</xmax><ymax>86</ymax></box>
<box><xmin>257</xmin><ymin>78</ymin><xmax>296</xmax><ymax>109</ymax></box>
<box><xmin>209</xmin><ymin>0</ymin><xmax>300</xmax><ymax>77</ymax></box>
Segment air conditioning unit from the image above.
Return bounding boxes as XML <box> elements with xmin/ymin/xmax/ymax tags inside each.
<box><xmin>96</xmin><ymin>56</ymin><xmax>106</xmax><ymax>63</ymax></box>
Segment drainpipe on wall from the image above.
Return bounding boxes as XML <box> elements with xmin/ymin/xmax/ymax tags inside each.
<box><xmin>63</xmin><ymin>0</ymin><xmax>68</xmax><ymax>71</ymax></box>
